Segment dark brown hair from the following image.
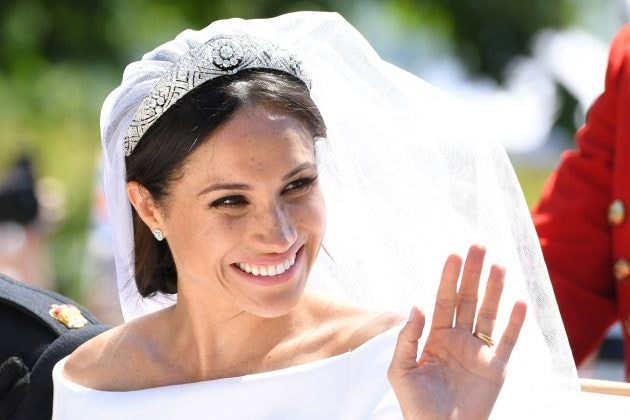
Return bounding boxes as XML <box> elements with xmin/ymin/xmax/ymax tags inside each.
<box><xmin>125</xmin><ymin>70</ymin><xmax>327</xmax><ymax>297</ymax></box>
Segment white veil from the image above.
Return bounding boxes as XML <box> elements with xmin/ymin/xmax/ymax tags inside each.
<box><xmin>100</xmin><ymin>11</ymin><xmax>582</xmax><ymax>417</ymax></box>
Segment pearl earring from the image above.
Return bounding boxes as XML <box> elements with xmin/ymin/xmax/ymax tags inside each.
<box><xmin>152</xmin><ymin>228</ymin><xmax>164</xmax><ymax>241</ymax></box>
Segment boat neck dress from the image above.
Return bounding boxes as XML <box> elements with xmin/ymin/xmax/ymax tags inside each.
<box><xmin>52</xmin><ymin>326</ymin><xmax>403</xmax><ymax>419</ymax></box>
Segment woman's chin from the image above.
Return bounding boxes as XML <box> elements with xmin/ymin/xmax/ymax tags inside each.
<box><xmin>231</xmin><ymin>276</ymin><xmax>308</xmax><ymax>319</ymax></box>
<box><xmin>245</xmin><ymin>284</ymin><xmax>308</xmax><ymax>319</ymax></box>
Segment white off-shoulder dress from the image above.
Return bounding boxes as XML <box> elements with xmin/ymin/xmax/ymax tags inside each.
<box><xmin>52</xmin><ymin>327</ymin><xmax>402</xmax><ymax>420</ymax></box>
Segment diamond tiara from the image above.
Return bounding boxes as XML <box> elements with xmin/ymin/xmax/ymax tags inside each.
<box><xmin>123</xmin><ymin>34</ymin><xmax>310</xmax><ymax>156</ymax></box>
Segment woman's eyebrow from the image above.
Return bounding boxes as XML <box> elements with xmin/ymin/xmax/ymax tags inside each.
<box><xmin>282</xmin><ymin>162</ymin><xmax>316</xmax><ymax>182</ymax></box>
<box><xmin>198</xmin><ymin>162</ymin><xmax>316</xmax><ymax>196</ymax></box>
<box><xmin>198</xmin><ymin>183</ymin><xmax>251</xmax><ymax>196</ymax></box>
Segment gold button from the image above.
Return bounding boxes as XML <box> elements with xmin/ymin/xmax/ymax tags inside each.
<box><xmin>614</xmin><ymin>258</ymin><xmax>630</xmax><ymax>281</ymax></box>
<box><xmin>608</xmin><ymin>199</ymin><xmax>625</xmax><ymax>226</ymax></box>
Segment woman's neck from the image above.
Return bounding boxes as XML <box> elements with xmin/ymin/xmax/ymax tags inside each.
<box><xmin>163</xmin><ymin>293</ymin><xmax>317</xmax><ymax>381</ymax></box>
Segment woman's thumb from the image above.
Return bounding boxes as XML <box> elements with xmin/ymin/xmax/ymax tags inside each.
<box><xmin>388</xmin><ymin>306</ymin><xmax>425</xmax><ymax>377</ymax></box>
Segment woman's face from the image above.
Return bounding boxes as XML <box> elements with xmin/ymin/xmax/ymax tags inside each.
<box><xmin>157</xmin><ymin>103</ymin><xmax>325</xmax><ymax>318</ymax></box>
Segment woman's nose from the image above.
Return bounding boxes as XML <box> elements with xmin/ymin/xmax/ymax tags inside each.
<box><xmin>252</xmin><ymin>204</ymin><xmax>297</xmax><ymax>251</ymax></box>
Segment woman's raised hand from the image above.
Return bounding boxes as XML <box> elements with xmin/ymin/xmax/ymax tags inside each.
<box><xmin>387</xmin><ymin>245</ymin><xmax>527</xmax><ymax>420</ymax></box>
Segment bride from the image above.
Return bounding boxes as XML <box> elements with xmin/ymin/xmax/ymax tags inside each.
<box><xmin>52</xmin><ymin>11</ymin><xmax>581</xmax><ymax>419</ymax></box>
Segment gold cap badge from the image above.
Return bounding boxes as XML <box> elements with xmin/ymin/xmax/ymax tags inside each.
<box><xmin>49</xmin><ymin>304</ymin><xmax>88</xmax><ymax>329</ymax></box>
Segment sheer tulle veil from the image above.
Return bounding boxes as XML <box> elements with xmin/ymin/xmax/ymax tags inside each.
<box><xmin>100</xmin><ymin>11</ymin><xmax>580</xmax><ymax>417</ymax></box>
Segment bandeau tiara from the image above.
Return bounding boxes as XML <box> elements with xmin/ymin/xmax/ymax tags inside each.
<box><xmin>123</xmin><ymin>34</ymin><xmax>310</xmax><ymax>156</ymax></box>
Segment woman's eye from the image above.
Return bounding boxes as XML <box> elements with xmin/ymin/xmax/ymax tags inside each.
<box><xmin>210</xmin><ymin>195</ymin><xmax>248</xmax><ymax>208</ymax></box>
<box><xmin>283</xmin><ymin>177</ymin><xmax>317</xmax><ymax>194</ymax></box>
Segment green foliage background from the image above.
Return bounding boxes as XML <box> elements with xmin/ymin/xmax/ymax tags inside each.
<box><xmin>0</xmin><ymin>0</ymin><xmax>575</xmax><ymax>299</ymax></box>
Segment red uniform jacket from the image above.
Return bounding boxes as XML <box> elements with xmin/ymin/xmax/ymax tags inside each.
<box><xmin>532</xmin><ymin>24</ymin><xmax>630</xmax><ymax>378</ymax></box>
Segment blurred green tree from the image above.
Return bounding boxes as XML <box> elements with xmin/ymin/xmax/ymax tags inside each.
<box><xmin>387</xmin><ymin>0</ymin><xmax>575</xmax><ymax>81</ymax></box>
<box><xmin>0</xmin><ymin>0</ymin><xmax>575</xmax><ymax>80</ymax></box>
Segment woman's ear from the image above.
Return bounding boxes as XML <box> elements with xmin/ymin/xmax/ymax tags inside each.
<box><xmin>127</xmin><ymin>182</ymin><xmax>165</xmax><ymax>231</ymax></box>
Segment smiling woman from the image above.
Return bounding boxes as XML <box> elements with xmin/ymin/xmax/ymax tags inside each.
<box><xmin>50</xmin><ymin>11</ymin><xmax>586</xmax><ymax>420</ymax></box>
<box><xmin>124</xmin><ymin>70</ymin><xmax>326</xmax><ymax>302</ymax></box>
<box><xmin>130</xmin><ymin>99</ymin><xmax>327</xmax><ymax>319</ymax></box>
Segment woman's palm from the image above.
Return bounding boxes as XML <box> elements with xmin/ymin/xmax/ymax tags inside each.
<box><xmin>388</xmin><ymin>246</ymin><xmax>526</xmax><ymax>420</ymax></box>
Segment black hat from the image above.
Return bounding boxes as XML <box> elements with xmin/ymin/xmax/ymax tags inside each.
<box><xmin>0</xmin><ymin>273</ymin><xmax>110</xmax><ymax>420</ymax></box>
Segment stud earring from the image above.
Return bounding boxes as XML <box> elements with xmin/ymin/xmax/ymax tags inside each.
<box><xmin>152</xmin><ymin>228</ymin><xmax>164</xmax><ymax>241</ymax></box>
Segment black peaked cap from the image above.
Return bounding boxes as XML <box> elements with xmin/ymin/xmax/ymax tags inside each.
<box><xmin>0</xmin><ymin>272</ymin><xmax>110</xmax><ymax>420</ymax></box>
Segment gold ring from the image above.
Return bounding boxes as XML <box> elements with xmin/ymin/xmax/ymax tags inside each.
<box><xmin>473</xmin><ymin>331</ymin><xmax>494</xmax><ymax>347</ymax></box>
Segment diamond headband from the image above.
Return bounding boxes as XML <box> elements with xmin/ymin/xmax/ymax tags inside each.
<box><xmin>123</xmin><ymin>35</ymin><xmax>311</xmax><ymax>156</ymax></box>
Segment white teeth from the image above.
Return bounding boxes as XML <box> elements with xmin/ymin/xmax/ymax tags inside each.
<box><xmin>236</xmin><ymin>252</ymin><xmax>298</xmax><ymax>277</ymax></box>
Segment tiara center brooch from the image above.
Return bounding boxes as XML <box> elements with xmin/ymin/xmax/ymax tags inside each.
<box><xmin>212</xmin><ymin>39</ymin><xmax>243</xmax><ymax>70</ymax></box>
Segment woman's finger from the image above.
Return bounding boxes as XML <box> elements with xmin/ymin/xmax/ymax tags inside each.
<box><xmin>455</xmin><ymin>245</ymin><xmax>486</xmax><ymax>330</ymax></box>
<box><xmin>389</xmin><ymin>307</ymin><xmax>426</xmax><ymax>375</ymax></box>
<box><xmin>473</xmin><ymin>264</ymin><xmax>505</xmax><ymax>337</ymax></box>
<box><xmin>430</xmin><ymin>254</ymin><xmax>462</xmax><ymax>330</ymax></box>
<box><xmin>494</xmin><ymin>300</ymin><xmax>527</xmax><ymax>362</ymax></box>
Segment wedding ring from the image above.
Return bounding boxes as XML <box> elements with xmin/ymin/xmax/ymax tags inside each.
<box><xmin>473</xmin><ymin>331</ymin><xmax>494</xmax><ymax>347</ymax></box>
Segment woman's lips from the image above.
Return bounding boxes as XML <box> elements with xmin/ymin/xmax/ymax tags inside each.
<box><xmin>232</xmin><ymin>246</ymin><xmax>303</xmax><ymax>286</ymax></box>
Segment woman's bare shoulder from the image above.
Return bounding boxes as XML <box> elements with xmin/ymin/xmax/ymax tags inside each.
<box><xmin>62</xmin><ymin>324</ymin><xmax>126</xmax><ymax>389</ymax></box>
<box><xmin>339</xmin><ymin>306</ymin><xmax>405</xmax><ymax>351</ymax></box>
<box><xmin>306</xmin><ymin>294</ymin><xmax>405</xmax><ymax>352</ymax></box>
<box><xmin>62</xmin><ymin>315</ymin><xmax>163</xmax><ymax>391</ymax></box>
